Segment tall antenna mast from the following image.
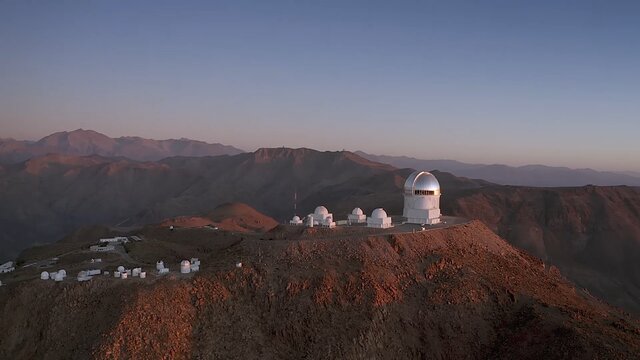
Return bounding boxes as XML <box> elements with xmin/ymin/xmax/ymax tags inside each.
<box><xmin>294</xmin><ymin>188</ymin><xmax>297</xmax><ymax>216</ymax></box>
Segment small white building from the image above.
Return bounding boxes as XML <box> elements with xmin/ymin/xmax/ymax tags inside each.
<box><xmin>367</xmin><ymin>208</ymin><xmax>393</xmax><ymax>229</ymax></box>
<box><xmin>77</xmin><ymin>271</ymin><xmax>91</xmax><ymax>282</ymax></box>
<box><xmin>41</xmin><ymin>271</ymin><xmax>50</xmax><ymax>280</ymax></box>
<box><xmin>156</xmin><ymin>261</ymin><xmax>165</xmax><ymax>271</ymax></box>
<box><xmin>180</xmin><ymin>260</ymin><xmax>191</xmax><ymax>274</ymax></box>
<box><xmin>348</xmin><ymin>208</ymin><xmax>366</xmax><ymax>224</ymax></box>
<box><xmin>87</xmin><ymin>269</ymin><xmax>101</xmax><ymax>276</ymax></box>
<box><xmin>90</xmin><ymin>245</ymin><xmax>115</xmax><ymax>252</ymax></box>
<box><xmin>289</xmin><ymin>215</ymin><xmax>303</xmax><ymax>225</ymax></box>
<box><xmin>403</xmin><ymin>171</ymin><xmax>441</xmax><ymax>225</ymax></box>
<box><xmin>312</xmin><ymin>206</ymin><xmax>335</xmax><ymax>228</ymax></box>
<box><xmin>306</xmin><ymin>215</ymin><xmax>314</xmax><ymax>228</ymax></box>
<box><xmin>99</xmin><ymin>236</ymin><xmax>128</xmax><ymax>244</ymax></box>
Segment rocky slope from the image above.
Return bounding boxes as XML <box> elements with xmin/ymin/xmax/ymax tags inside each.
<box><xmin>0</xmin><ymin>129</ymin><xmax>243</xmax><ymax>163</ymax></box>
<box><xmin>445</xmin><ymin>185</ymin><xmax>640</xmax><ymax>313</ymax></box>
<box><xmin>160</xmin><ymin>202</ymin><xmax>279</xmax><ymax>233</ymax></box>
<box><xmin>0</xmin><ymin>221</ymin><xmax>638</xmax><ymax>359</ymax></box>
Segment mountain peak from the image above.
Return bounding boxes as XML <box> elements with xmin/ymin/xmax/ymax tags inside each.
<box><xmin>0</xmin><ymin>130</ymin><xmax>243</xmax><ymax>163</ymax></box>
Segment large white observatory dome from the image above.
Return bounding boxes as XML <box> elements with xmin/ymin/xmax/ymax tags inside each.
<box><xmin>403</xmin><ymin>171</ymin><xmax>442</xmax><ymax>225</ymax></box>
<box><xmin>314</xmin><ymin>206</ymin><xmax>329</xmax><ymax>216</ymax></box>
<box><xmin>371</xmin><ymin>208</ymin><xmax>388</xmax><ymax>219</ymax></box>
<box><xmin>404</xmin><ymin>171</ymin><xmax>441</xmax><ymax>195</ymax></box>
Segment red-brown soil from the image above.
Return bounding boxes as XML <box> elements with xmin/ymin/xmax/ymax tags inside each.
<box><xmin>160</xmin><ymin>202</ymin><xmax>279</xmax><ymax>233</ymax></box>
<box><xmin>1</xmin><ymin>221</ymin><xmax>638</xmax><ymax>359</ymax></box>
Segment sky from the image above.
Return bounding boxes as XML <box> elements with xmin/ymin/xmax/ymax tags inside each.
<box><xmin>1</xmin><ymin>0</ymin><xmax>639</xmax><ymax>171</ymax></box>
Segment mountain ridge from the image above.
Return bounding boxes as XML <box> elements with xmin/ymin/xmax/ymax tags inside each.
<box><xmin>356</xmin><ymin>151</ymin><xmax>640</xmax><ymax>187</ymax></box>
<box><xmin>0</xmin><ymin>129</ymin><xmax>244</xmax><ymax>163</ymax></box>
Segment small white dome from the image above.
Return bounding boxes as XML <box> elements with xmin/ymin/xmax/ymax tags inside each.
<box><xmin>314</xmin><ymin>206</ymin><xmax>329</xmax><ymax>216</ymax></box>
<box><xmin>292</xmin><ymin>215</ymin><xmax>301</xmax><ymax>222</ymax></box>
<box><xmin>180</xmin><ymin>260</ymin><xmax>191</xmax><ymax>274</ymax></box>
<box><xmin>117</xmin><ymin>266</ymin><xmax>125</xmax><ymax>273</ymax></box>
<box><xmin>58</xmin><ymin>269</ymin><xmax>66</xmax><ymax>277</ymax></box>
<box><xmin>352</xmin><ymin>207</ymin><xmax>364</xmax><ymax>215</ymax></box>
<box><xmin>40</xmin><ymin>271</ymin><xmax>50</xmax><ymax>280</ymax></box>
<box><xmin>371</xmin><ymin>208</ymin><xmax>388</xmax><ymax>219</ymax></box>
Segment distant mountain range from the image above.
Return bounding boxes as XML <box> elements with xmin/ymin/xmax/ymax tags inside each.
<box><xmin>3</xmin><ymin>129</ymin><xmax>639</xmax><ymax>187</ymax></box>
<box><xmin>356</xmin><ymin>151</ymin><xmax>640</xmax><ymax>187</ymax></box>
<box><xmin>0</xmin><ymin>129</ymin><xmax>243</xmax><ymax>163</ymax></box>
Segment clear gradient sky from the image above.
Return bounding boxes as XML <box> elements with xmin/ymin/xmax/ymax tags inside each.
<box><xmin>1</xmin><ymin>1</ymin><xmax>639</xmax><ymax>171</ymax></box>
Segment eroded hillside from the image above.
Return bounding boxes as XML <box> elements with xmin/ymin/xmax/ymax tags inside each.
<box><xmin>1</xmin><ymin>221</ymin><xmax>638</xmax><ymax>359</ymax></box>
<box><xmin>446</xmin><ymin>186</ymin><xmax>640</xmax><ymax>313</ymax></box>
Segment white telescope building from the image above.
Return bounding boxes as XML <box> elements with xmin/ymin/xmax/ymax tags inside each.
<box><xmin>403</xmin><ymin>171</ymin><xmax>441</xmax><ymax>225</ymax></box>
<box><xmin>312</xmin><ymin>206</ymin><xmax>335</xmax><ymax>228</ymax></box>
<box><xmin>366</xmin><ymin>208</ymin><xmax>392</xmax><ymax>229</ymax></box>
<box><xmin>347</xmin><ymin>208</ymin><xmax>366</xmax><ymax>224</ymax></box>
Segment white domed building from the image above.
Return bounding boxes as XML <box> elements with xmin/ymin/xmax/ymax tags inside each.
<box><xmin>311</xmin><ymin>206</ymin><xmax>335</xmax><ymax>228</ymax></box>
<box><xmin>289</xmin><ymin>215</ymin><xmax>303</xmax><ymax>225</ymax></box>
<box><xmin>367</xmin><ymin>208</ymin><xmax>393</xmax><ymax>229</ymax></box>
<box><xmin>403</xmin><ymin>171</ymin><xmax>441</xmax><ymax>225</ymax></box>
<box><xmin>180</xmin><ymin>260</ymin><xmax>191</xmax><ymax>274</ymax></box>
<box><xmin>347</xmin><ymin>207</ymin><xmax>366</xmax><ymax>224</ymax></box>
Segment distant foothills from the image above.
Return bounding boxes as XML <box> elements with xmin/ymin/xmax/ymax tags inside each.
<box><xmin>2</xmin><ymin>129</ymin><xmax>640</xmax><ymax>187</ymax></box>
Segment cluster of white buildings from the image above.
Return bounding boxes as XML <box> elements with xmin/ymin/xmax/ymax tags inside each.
<box><xmin>0</xmin><ymin>261</ymin><xmax>15</xmax><ymax>274</ymax></box>
<box><xmin>156</xmin><ymin>258</ymin><xmax>201</xmax><ymax>275</ymax></box>
<box><xmin>113</xmin><ymin>266</ymin><xmax>146</xmax><ymax>280</ymax></box>
<box><xmin>290</xmin><ymin>206</ymin><xmax>337</xmax><ymax>228</ymax></box>
<box><xmin>181</xmin><ymin>258</ymin><xmax>200</xmax><ymax>274</ymax></box>
<box><xmin>289</xmin><ymin>171</ymin><xmax>442</xmax><ymax>229</ymax></box>
<box><xmin>89</xmin><ymin>237</ymin><xmax>131</xmax><ymax>252</ymax></box>
<box><xmin>40</xmin><ymin>269</ymin><xmax>67</xmax><ymax>282</ymax></box>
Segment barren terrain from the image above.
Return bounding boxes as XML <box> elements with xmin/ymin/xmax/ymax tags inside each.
<box><xmin>1</xmin><ymin>220</ymin><xmax>639</xmax><ymax>359</ymax></box>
